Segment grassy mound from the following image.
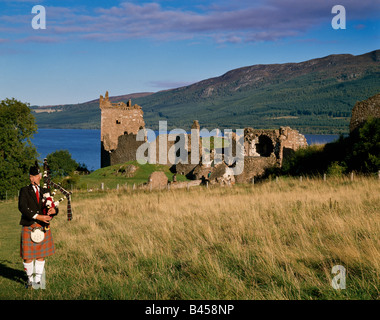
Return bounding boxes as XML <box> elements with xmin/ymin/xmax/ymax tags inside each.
<box><xmin>78</xmin><ymin>161</ymin><xmax>189</xmax><ymax>190</ymax></box>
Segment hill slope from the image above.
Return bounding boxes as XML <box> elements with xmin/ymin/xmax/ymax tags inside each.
<box><xmin>33</xmin><ymin>50</ymin><xmax>380</xmax><ymax>134</ymax></box>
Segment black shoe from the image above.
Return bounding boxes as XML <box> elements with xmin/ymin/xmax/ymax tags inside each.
<box><xmin>25</xmin><ymin>279</ymin><xmax>33</xmax><ymax>289</ymax></box>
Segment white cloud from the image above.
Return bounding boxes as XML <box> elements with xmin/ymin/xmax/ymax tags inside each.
<box><xmin>1</xmin><ymin>0</ymin><xmax>379</xmax><ymax>44</ymax></box>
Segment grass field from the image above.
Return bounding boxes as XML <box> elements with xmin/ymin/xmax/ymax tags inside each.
<box><xmin>75</xmin><ymin>160</ymin><xmax>190</xmax><ymax>190</ymax></box>
<box><xmin>0</xmin><ymin>176</ymin><xmax>379</xmax><ymax>300</ymax></box>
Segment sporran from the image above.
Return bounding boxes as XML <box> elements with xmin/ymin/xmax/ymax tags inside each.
<box><xmin>30</xmin><ymin>227</ymin><xmax>45</xmax><ymax>243</ymax></box>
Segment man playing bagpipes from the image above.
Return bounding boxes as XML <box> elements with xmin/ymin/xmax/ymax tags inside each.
<box><xmin>18</xmin><ymin>160</ymin><xmax>72</xmax><ymax>289</ymax></box>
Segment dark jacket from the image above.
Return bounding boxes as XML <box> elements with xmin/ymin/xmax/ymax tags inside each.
<box><xmin>18</xmin><ymin>184</ymin><xmax>59</xmax><ymax>226</ymax></box>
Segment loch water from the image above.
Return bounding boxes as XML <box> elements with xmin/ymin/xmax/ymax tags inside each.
<box><xmin>32</xmin><ymin>129</ymin><xmax>340</xmax><ymax>171</ymax></box>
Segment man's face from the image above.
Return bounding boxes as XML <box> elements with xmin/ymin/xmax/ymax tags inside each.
<box><xmin>29</xmin><ymin>174</ymin><xmax>41</xmax><ymax>186</ymax></box>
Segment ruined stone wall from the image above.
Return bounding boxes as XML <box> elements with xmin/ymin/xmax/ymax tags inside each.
<box><xmin>349</xmin><ymin>93</ymin><xmax>380</xmax><ymax>133</ymax></box>
<box><xmin>244</xmin><ymin>128</ymin><xmax>281</xmax><ymax>158</ymax></box>
<box><xmin>100</xmin><ymin>91</ymin><xmax>145</xmax><ymax>151</ymax></box>
<box><xmin>99</xmin><ymin>91</ymin><xmax>308</xmax><ymax>181</ymax></box>
<box><xmin>235</xmin><ymin>156</ymin><xmax>277</xmax><ymax>183</ymax></box>
<box><xmin>104</xmin><ymin>133</ymin><xmax>146</xmax><ymax>167</ymax></box>
<box><xmin>100</xmin><ymin>91</ymin><xmax>145</xmax><ymax>167</ymax></box>
<box><xmin>152</xmin><ymin>133</ymin><xmax>184</xmax><ymax>165</ymax></box>
<box><xmin>243</xmin><ymin>127</ymin><xmax>307</xmax><ymax>161</ymax></box>
<box><xmin>278</xmin><ymin>126</ymin><xmax>308</xmax><ymax>163</ymax></box>
<box><xmin>233</xmin><ymin>126</ymin><xmax>307</xmax><ymax>182</ymax></box>
<box><xmin>169</xmin><ymin>125</ymin><xmax>307</xmax><ymax>182</ymax></box>
<box><xmin>150</xmin><ymin>120</ymin><xmax>201</xmax><ymax>173</ymax></box>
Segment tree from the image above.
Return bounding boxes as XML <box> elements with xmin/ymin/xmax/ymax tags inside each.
<box><xmin>281</xmin><ymin>118</ymin><xmax>380</xmax><ymax>176</ymax></box>
<box><xmin>0</xmin><ymin>98</ymin><xmax>38</xmax><ymax>199</ymax></box>
<box><xmin>349</xmin><ymin>117</ymin><xmax>380</xmax><ymax>173</ymax></box>
<box><xmin>46</xmin><ymin>150</ymin><xmax>79</xmax><ymax>178</ymax></box>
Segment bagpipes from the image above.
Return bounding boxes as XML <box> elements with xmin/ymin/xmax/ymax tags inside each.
<box><xmin>41</xmin><ymin>158</ymin><xmax>73</xmax><ymax>229</ymax></box>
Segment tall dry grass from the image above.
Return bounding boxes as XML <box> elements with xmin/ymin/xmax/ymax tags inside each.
<box><xmin>44</xmin><ymin>176</ymin><xmax>379</xmax><ymax>299</ymax></box>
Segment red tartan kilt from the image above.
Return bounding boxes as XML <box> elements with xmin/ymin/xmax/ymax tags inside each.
<box><xmin>20</xmin><ymin>223</ymin><xmax>55</xmax><ymax>260</ymax></box>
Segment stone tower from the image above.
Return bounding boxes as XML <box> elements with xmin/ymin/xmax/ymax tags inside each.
<box><xmin>100</xmin><ymin>91</ymin><xmax>146</xmax><ymax>167</ymax></box>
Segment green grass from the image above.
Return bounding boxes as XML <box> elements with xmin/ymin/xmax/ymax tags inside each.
<box><xmin>77</xmin><ymin>160</ymin><xmax>190</xmax><ymax>190</ymax></box>
<box><xmin>0</xmin><ymin>176</ymin><xmax>379</xmax><ymax>300</ymax></box>
<box><xmin>0</xmin><ymin>200</ymin><xmax>29</xmax><ymax>298</ymax></box>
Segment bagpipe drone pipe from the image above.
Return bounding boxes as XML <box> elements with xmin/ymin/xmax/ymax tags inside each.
<box><xmin>42</xmin><ymin>158</ymin><xmax>73</xmax><ymax>222</ymax></box>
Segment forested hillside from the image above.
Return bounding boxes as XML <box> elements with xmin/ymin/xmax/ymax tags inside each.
<box><xmin>33</xmin><ymin>50</ymin><xmax>380</xmax><ymax>134</ymax></box>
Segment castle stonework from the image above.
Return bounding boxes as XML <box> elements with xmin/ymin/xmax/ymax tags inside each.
<box><xmin>349</xmin><ymin>93</ymin><xmax>380</xmax><ymax>133</ymax></box>
<box><xmin>99</xmin><ymin>92</ymin><xmax>308</xmax><ymax>182</ymax></box>
<box><xmin>100</xmin><ymin>91</ymin><xmax>146</xmax><ymax>167</ymax></box>
<box><xmin>235</xmin><ymin>127</ymin><xmax>307</xmax><ymax>183</ymax></box>
<box><xmin>186</xmin><ymin>126</ymin><xmax>307</xmax><ymax>183</ymax></box>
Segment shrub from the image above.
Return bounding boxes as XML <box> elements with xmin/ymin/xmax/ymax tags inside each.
<box><xmin>326</xmin><ymin>161</ymin><xmax>347</xmax><ymax>177</ymax></box>
<box><xmin>47</xmin><ymin>150</ymin><xmax>80</xmax><ymax>178</ymax></box>
<box><xmin>348</xmin><ymin>117</ymin><xmax>380</xmax><ymax>173</ymax></box>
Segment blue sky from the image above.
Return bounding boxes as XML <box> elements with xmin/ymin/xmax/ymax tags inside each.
<box><xmin>0</xmin><ymin>0</ymin><xmax>379</xmax><ymax>106</ymax></box>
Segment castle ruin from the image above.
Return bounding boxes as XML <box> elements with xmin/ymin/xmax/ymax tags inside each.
<box><xmin>236</xmin><ymin>127</ymin><xmax>307</xmax><ymax>183</ymax></box>
<box><xmin>99</xmin><ymin>92</ymin><xmax>308</xmax><ymax>182</ymax></box>
<box><xmin>349</xmin><ymin>93</ymin><xmax>380</xmax><ymax>133</ymax></box>
<box><xmin>100</xmin><ymin>91</ymin><xmax>146</xmax><ymax>167</ymax></box>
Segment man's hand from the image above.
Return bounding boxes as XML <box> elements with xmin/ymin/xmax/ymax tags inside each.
<box><xmin>37</xmin><ymin>214</ymin><xmax>52</xmax><ymax>223</ymax></box>
<box><xmin>47</xmin><ymin>207</ymin><xmax>56</xmax><ymax>216</ymax></box>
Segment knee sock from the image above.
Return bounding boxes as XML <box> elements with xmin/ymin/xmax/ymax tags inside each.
<box><xmin>23</xmin><ymin>261</ymin><xmax>34</xmax><ymax>282</ymax></box>
<box><xmin>34</xmin><ymin>260</ymin><xmax>45</xmax><ymax>283</ymax></box>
